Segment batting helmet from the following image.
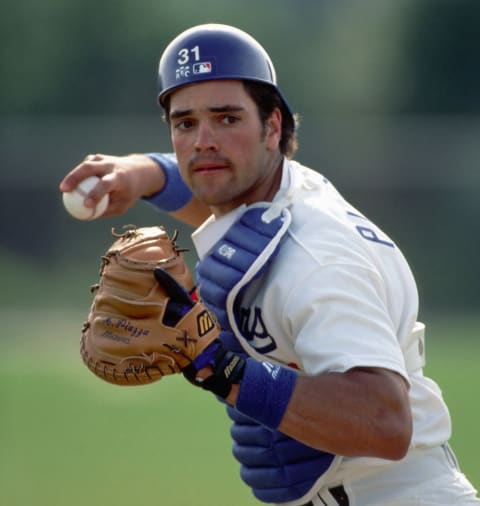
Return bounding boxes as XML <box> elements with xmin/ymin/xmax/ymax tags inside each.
<box><xmin>157</xmin><ymin>23</ymin><xmax>293</xmax><ymax>124</ymax></box>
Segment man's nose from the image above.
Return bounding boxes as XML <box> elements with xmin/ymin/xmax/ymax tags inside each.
<box><xmin>194</xmin><ymin>122</ymin><xmax>219</xmax><ymax>152</ymax></box>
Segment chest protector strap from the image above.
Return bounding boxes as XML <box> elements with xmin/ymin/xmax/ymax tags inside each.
<box><xmin>196</xmin><ymin>204</ymin><xmax>342</xmax><ymax>505</ymax></box>
<box><xmin>196</xmin><ymin>204</ymin><xmax>291</xmax><ymax>354</ymax></box>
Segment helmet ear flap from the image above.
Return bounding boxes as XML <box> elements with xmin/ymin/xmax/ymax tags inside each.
<box><xmin>156</xmin><ymin>23</ymin><xmax>293</xmax><ymax>127</ymax></box>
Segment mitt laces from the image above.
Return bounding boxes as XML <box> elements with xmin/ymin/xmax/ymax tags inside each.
<box><xmin>110</xmin><ymin>225</ymin><xmax>189</xmax><ymax>254</ymax></box>
<box><xmin>111</xmin><ymin>224</ymin><xmax>140</xmax><ymax>239</ymax></box>
<box><xmin>89</xmin><ymin>225</ymin><xmax>189</xmax><ymax>293</ymax></box>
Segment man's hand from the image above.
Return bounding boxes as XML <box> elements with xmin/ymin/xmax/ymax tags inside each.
<box><xmin>59</xmin><ymin>153</ymin><xmax>165</xmax><ymax>218</ymax></box>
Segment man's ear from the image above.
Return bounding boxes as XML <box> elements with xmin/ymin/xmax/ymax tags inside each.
<box><xmin>266</xmin><ymin>107</ymin><xmax>282</xmax><ymax>151</ymax></box>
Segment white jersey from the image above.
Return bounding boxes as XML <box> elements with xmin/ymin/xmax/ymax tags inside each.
<box><xmin>192</xmin><ymin>158</ymin><xmax>451</xmax><ymax>458</ymax></box>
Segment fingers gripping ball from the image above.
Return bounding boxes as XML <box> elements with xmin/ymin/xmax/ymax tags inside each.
<box><xmin>80</xmin><ymin>225</ymin><xmax>220</xmax><ymax>386</ymax></box>
<box><xmin>62</xmin><ymin>176</ymin><xmax>109</xmax><ymax>220</ymax></box>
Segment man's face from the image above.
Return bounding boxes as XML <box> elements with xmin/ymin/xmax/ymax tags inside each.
<box><xmin>168</xmin><ymin>80</ymin><xmax>282</xmax><ymax>217</ymax></box>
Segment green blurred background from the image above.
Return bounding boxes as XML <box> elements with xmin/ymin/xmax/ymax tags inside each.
<box><xmin>1</xmin><ymin>0</ymin><xmax>479</xmax><ymax>504</ymax></box>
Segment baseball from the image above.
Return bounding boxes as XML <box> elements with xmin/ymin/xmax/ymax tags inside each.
<box><xmin>62</xmin><ymin>176</ymin><xmax>109</xmax><ymax>220</ymax></box>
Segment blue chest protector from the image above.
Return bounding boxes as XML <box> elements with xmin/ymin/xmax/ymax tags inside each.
<box><xmin>196</xmin><ymin>205</ymin><xmax>339</xmax><ymax>504</ymax></box>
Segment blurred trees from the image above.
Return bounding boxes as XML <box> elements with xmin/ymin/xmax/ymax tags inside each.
<box><xmin>1</xmin><ymin>0</ymin><xmax>479</xmax><ymax>313</ymax></box>
<box><xmin>400</xmin><ymin>0</ymin><xmax>480</xmax><ymax>114</ymax></box>
<box><xmin>4</xmin><ymin>0</ymin><xmax>480</xmax><ymax>116</ymax></box>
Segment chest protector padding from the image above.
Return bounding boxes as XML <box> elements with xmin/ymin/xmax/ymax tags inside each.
<box><xmin>195</xmin><ymin>205</ymin><xmax>340</xmax><ymax>504</ymax></box>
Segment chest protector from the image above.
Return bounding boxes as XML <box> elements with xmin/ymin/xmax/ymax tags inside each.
<box><xmin>196</xmin><ymin>204</ymin><xmax>341</xmax><ymax>505</ymax></box>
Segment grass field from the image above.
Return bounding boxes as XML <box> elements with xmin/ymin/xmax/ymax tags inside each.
<box><xmin>1</xmin><ymin>309</ymin><xmax>478</xmax><ymax>505</ymax></box>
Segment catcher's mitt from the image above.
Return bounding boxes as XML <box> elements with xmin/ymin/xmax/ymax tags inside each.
<box><xmin>81</xmin><ymin>225</ymin><xmax>220</xmax><ymax>386</ymax></box>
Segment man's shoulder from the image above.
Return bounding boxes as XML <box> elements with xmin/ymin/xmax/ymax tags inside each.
<box><xmin>287</xmin><ymin>159</ymin><xmax>330</xmax><ymax>187</ymax></box>
<box><xmin>286</xmin><ymin>160</ymin><xmax>350</xmax><ymax>227</ymax></box>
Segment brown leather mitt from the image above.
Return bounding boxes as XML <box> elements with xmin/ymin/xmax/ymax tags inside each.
<box><xmin>80</xmin><ymin>225</ymin><xmax>220</xmax><ymax>386</ymax></box>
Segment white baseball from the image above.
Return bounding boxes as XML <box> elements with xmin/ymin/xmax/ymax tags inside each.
<box><xmin>62</xmin><ymin>176</ymin><xmax>109</xmax><ymax>220</ymax></box>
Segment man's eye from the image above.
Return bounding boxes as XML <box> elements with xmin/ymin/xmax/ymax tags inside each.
<box><xmin>175</xmin><ymin>119</ymin><xmax>194</xmax><ymax>130</ymax></box>
<box><xmin>221</xmin><ymin>115</ymin><xmax>239</xmax><ymax>125</ymax></box>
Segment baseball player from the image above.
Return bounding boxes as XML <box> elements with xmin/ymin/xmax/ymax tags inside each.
<box><xmin>60</xmin><ymin>24</ymin><xmax>479</xmax><ymax>505</ymax></box>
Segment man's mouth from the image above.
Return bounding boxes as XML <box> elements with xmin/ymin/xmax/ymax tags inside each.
<box><xmin>192</xmin><ymin>160</ymin><xmax>230</xmax><ymax>174</ymax></box>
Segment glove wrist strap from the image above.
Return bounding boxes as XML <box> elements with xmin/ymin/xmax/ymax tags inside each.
<box><xmin>183</xmin><ymin>340</ymin><xmax>246</xmax><ymax>398</ymax></box>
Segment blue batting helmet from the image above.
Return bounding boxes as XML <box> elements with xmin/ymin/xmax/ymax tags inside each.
<box><xmin>157</xmin><ymin>23</ymin><xmax>293</xmax><ymax>123</ymax></box>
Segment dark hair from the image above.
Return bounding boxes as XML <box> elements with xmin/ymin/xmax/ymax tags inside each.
<box><xmin>242</xmin><ymin>81</ymin><xmax>299</xmax><ymax>159</ymax></box>
<box><xmin>163</xmin><ymin>80</ymin><xmax>299</xmax><ymax>158</ymax></box>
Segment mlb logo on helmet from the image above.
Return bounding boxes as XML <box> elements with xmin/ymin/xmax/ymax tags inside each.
<box><xmin>193</xmin><ymin>61</ymin><xmax>212</xmax><ymax>74</ymax></box>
